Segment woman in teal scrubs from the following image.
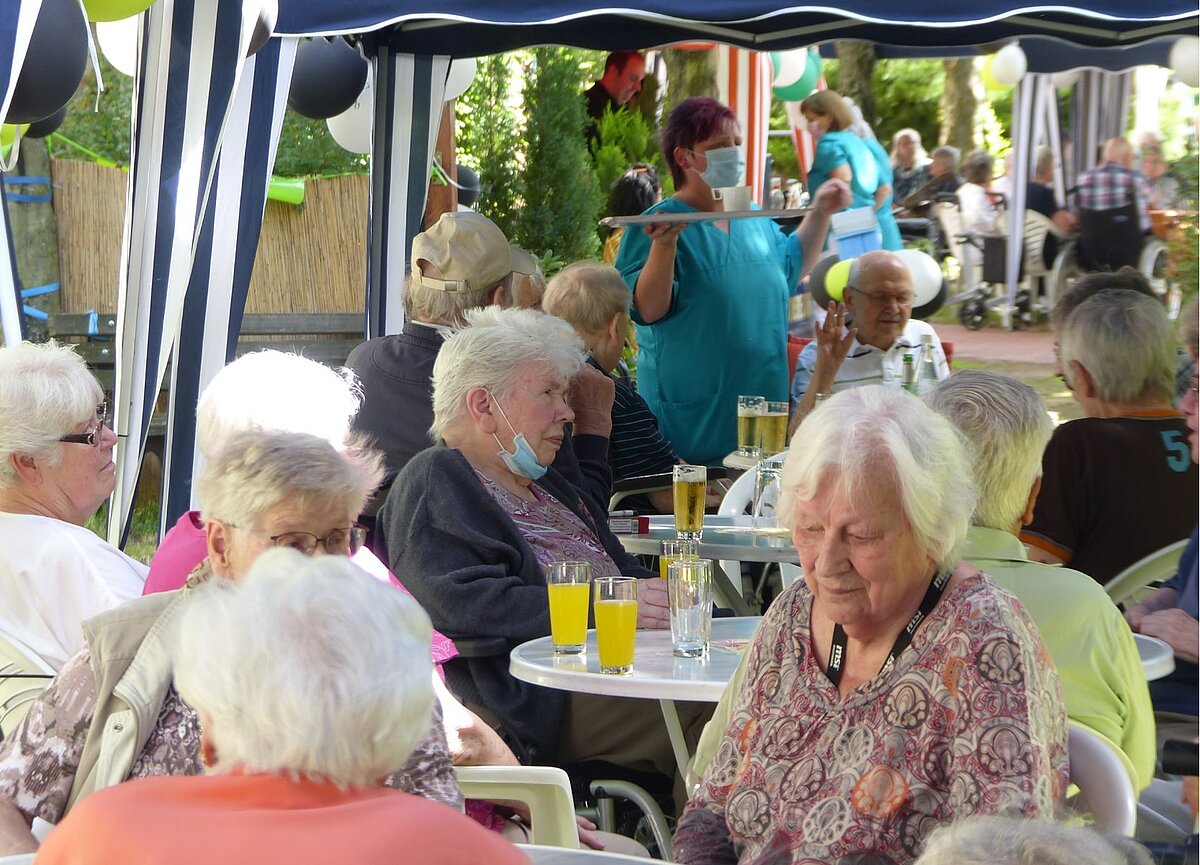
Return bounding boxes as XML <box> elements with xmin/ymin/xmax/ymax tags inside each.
<box><xmin>615</xmin><ymin>97</ymin><xmax>848</xmax><ymax>465</ymax></box>
<box><xmin>801</xmin><ymin>90</ymin><xmax>902</xmax><ymax>251</ymax></box>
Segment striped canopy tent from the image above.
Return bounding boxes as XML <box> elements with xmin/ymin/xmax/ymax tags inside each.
<box><xmin>0</xmin><ymin>1</ymin><xmax>1194</xmax><ymax>546</ymax></box>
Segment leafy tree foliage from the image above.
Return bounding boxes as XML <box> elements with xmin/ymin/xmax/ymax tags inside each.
<box><xmin>591</xmin><ymin>104</ymin><xmax>662</xmax><ymax>204</ymax></box>
<box><xmin>515</xmin><ymin>47</ymin><xmax>601</xmax><ymax>263</ymax></box>
<box><xmin>456</xmin><ymin>53</ymin><xmax>522</xmax><ymax>239</ymax></box>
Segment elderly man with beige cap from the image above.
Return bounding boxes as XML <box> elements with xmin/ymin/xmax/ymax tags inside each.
<box><xmin>347</xmin><ymin>210</ymin><xmax>614</xmax><ymax>512</ymax></box>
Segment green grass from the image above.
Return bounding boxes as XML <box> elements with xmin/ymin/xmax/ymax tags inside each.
<box><xmin>85</xmin><ymin>501</ymin><xmax>161</xmax><ymax>564</ymax></box>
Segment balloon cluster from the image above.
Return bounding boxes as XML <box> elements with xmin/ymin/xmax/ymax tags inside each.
<box><xmin>770</xmin><ymin>48</ymin><xmax>821</xmax><ymax>102</ymax></box>
<box><xmin>807</xmin><ymin>249</ymin><xmax>946</xmax><ymax>320</ymax></box>
<box><xmin>320</xmin><ymin>54</ymin><xmax>478</xmax><ymax>155</ymax></box>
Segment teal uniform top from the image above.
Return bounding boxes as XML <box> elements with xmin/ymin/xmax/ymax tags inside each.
<box><xmin>808</xmin><ymin>129</ymin><xmax>895</xmax><ymax>251</ymax></box>
<box><xmin>864</xmin><ymin>136</ymin><xmax>903</xmax><ymax>250</ymax></box>
<box><xmin>615</xmin><ymin>198</ymin><xmax>803</xmax><ymax>465</ymax></box>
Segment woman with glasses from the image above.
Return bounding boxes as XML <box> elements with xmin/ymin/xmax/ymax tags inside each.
<box><xmin>0</xmin><ymin>429</ymin><xmax>462</xmax><ymax>855</ymax></box>
<box><xmin>0</xmin><ymin>341</ymin><xmax>146</xmax><ymax>670</ymax></box>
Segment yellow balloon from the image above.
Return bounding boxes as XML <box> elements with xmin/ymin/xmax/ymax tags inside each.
<box><xmin>1</xmin><ymin>123</ymin><xmax>29</xmax><ymax>156</ymax></box>
<box><xmin>980</xmin><ymin>55</ymin><xmax>1006</xmax><ymax>92</ymax></box>
<box><xmin>827</xmin><ymin>259</ymin><xmax>853</xmax><ymax>302</ymax></box>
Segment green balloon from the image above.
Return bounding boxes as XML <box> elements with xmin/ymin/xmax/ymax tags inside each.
<box><xmin>772</xmin><ymin>48</ymin><xmax>821</xmax><ymax>102</ymax></box>
<box><xmin>83</xmin><ymin>0</ymin><xmax>155</xmax><ymax>24</ymax></box>
<box><xmin>1</xmin><ymin>123</ymin><xmax>28</xmax><ymax>157</ymax></box>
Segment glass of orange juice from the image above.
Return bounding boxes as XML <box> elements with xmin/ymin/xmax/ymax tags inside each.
<box><xmin>593</xmin><ymin>576</ymin><xmax>638</xmax><ymax>674</ymax></box>
<box><xmin>659</xmin><ymin>539</ymin><xmax>699</xmax><ymax>579</ymax></box>
<box><xmin>547</xmin><ymin>561</ymin><xmax>592</xmax><ymax>654</ymax></box>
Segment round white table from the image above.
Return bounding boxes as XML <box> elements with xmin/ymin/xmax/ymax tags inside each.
<box><xmin>1135</xmin><ymin>633</ymin><xmax>1176</xmax><ymax>681</ymax></box>
<box><xmin>510</xmin><ymin>617</ymin><xmax>761</xmax><ymax>779</ymax></box>
<box><xmin>617</xmin><ymin>515</ymin><xmax>799</xmax><ymax>616</ymax></box>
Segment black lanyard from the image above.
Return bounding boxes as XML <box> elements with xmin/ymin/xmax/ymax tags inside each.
<box><xmin>825</xmin><ymin>569</ymin><xmax>952</xmax><ymax>687</ymax></box>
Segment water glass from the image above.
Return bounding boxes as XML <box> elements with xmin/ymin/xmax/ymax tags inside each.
<box><xmin>594</xmin><ymin>577</ymin><xmax>638</xmax><ymax>674</ymax></box>
<box><xmin>547</xmin><ymin>561</ymin><xmax>591</xmax><ymax>655</ymax></box>
<box><xmin>753</xmin><ymin>454</ymin><xmax>785</xmax><ymax>530</ymax></box>
<box><xmin>736</xmin><ymin>395</ymin><xmax>766</xmax><ymax>458</ymax></box>
<box><xmin>673</xmin><ymin>464</ymin><xmax>707</xmax><ymax>541</ymax></box>
<box><xmin>659</xmin><ymin>538</ymin><xmax>699</xmax><ymax>580</ymax></box>
<box><xmin>668</xmin><ymin>558</ymin><xmax>713</xmax><ymax>658</ymax></box>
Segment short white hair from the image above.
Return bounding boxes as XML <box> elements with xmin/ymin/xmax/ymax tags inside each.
<box><xmin>891</xmin><ymin>128</ymin><xmax>928</xmax><ymax>167</ymax></box>
<box><xmin>430</xmin><ymin>307</ymin><xmax>585</xmax><ymax>442</ymax></box>
<box><xmin>779</xmin><ymin>385</ymin><xmax>977</xmax><ymax>571</ymax></box>
<box><xmin>916</xmin><ymin>815</ymin><xmax>1152</xmax><ymax>865</ymax></box>
<box><xmin>196</xmin><ymin>350</ymin><xmax>362</xmax><ymax>459</ymax></box>
<box><xmin>0</xmin><ymin>341</ymin><xmax>104</xmax><ymax>490</ymax></box>
<box><xmin>174</xmin><ymin>548</ymin><xmax>435</xmax><ymax>786</ymax></box>
<box><xmin>1060</xmin><ymin>290</ymin><xmax>1174</xmax><ymax>405</ymax></box>
<box><xmin>196</xmin><ymin>429</ymin><xmax>384</xmax><ymax>531</ymax></box>
<box><xmin>543</xmin><ymin>261</ymin><xmax>631</xmax><ymax>335</ymax></box>
<box><xmin>926</xmin><ymin>372</ymin><xmax>1053</xmax><ymax>531</ymax></box>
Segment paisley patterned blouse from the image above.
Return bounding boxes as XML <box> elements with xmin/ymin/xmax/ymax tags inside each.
<box><xmin>674</xmin><ymin>570</ymin><xmax>1068</xmax><ymax>865</ymax></box>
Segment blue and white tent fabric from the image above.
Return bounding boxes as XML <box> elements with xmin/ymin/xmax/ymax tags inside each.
<box><xmin>0</xmin><ymin>0</ymin><xmax>40</xmax><ymax>348</ymax></box>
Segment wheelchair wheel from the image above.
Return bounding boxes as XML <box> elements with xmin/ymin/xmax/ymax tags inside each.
<box><xmin>1012</xmin><ymin>290</ymin><xmax>1035</xmax><ymax>330</ymax></box>
<box><xmin>1047</xmin><ymin>241</ymin><xmax>1079</xmax><ymax>310</ymax></box>
<box><xmin>959</xmin><ymin>295</ymin><xmax>988</xmax><ymax>330</ymax></box>
<box><xmin>1139</xmin><ymin>240</ymin><xmax>1180</xmax><ymax>319</ymax></box>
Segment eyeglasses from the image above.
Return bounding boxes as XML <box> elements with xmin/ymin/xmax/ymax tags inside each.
<box><xmin>227</xmin><ymin>522</ymin><xmax>368</xmax><ymax>557</ymax></box>
<box><xmin>59</xmin><ymin>402</ymin><xmax>109</xmax><ymax>447</ymax></box>
<box><xmin>848</xmin><ymin>286</ymin><xmax>913</xmax><ymax>307</ymax></box>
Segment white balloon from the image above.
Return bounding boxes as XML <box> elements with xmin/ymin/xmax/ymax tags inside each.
<box><xmin>1050</xmin><ymin>70</ymin><xmax>1080</xmax><ymax>89</ymax></box>
<box><xmin>444</xmin><ymin>58</ymin><xmax>477</xmax><ymax>102</ymax></box>
<box><xmin>771</xmin><ymin>50</ymin><xmax>807</xmax><ymax>88</ymax></box>
<box><xmin>95</xmin><ymin>15</ymin><xmax>139</xmax><ymax>77</ymax></box>
<box><xmin>326</xmin><ymin>73</ymin><xmax>373</xmax><ymax>154</ymax></box>
<box><xmin>1170</xmin><ymin>36</ymin><xmax>1200</xmax><ymax>88</ymax></box>
<box><xmin>895</xmin><ymin>248</ymin><xmax>943</xmax><ymax>306</ymax></box>
<box><xmin>991</xmin><ymin>42</ymin><xmax>1028</xmax><ymax>87</ymax></box>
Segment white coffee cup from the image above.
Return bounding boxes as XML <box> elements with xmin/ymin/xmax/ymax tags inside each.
<box><xmin>712</xmin><ymin>186</ymin><xmax>752</xmax><ymax>212</ymax></box>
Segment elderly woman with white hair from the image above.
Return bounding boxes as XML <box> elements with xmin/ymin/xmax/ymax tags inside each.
<box><xmin>674</xmin><ymin>386</ymin><xmax>1067</xmax><ymax>865</ymax></box>
<box><xmin>0</xmin><ymin>431</ymin><xmax>459</xmax><ymax>855</ymax></box>
<box><xmin>380</xmin><ymin>307</ymin><xmax>699</xmax><ymax>781</ymax></box>
<box><xmin>0</xmin><ymin>341</ymin><xmax>146</xmax><ymax>671</ymax></box>
<box><xmin>35</xmin><ymin>550</ymin><xmax>528</xmax><ymax>865</ymax></box>
<box><xmin>914</xmin><ymin>815</ymin><xmax>1152</xmax><ymax>865</ymax></box>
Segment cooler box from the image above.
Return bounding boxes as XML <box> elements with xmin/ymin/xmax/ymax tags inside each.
<box><xmin>830</xmin><ymin>207</ymin><xmax>883</xmax><ymax>259</ymax></box>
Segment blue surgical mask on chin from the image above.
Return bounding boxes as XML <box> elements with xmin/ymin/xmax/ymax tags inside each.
<box><xmin>696</xmin><ymin>145</ymin><xmax>746</xmax><ymax>189</ymax></box>
<box><xmin>489</xmin><ymin>393</ymin><xmax>549</xmax><ymax>480</ymax></box>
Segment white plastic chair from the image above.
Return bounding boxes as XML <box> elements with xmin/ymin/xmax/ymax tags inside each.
<box><xmin>1067</xmin><ymin>723</ymin><xmax>1138</xmax><ymax>836</ymax></box>
<box><xmin>454</xmin><ymin>765</ymin><xmax>579</xmax><ymax>849</ymax></box>
<box><xmin>717</xmin><ymin>463</ymin><xmax>802</xmax><ymax>600</ymax></box>
<box><xmin>1103</xmin><ymin>538</ymin><xmax>1189</xmax><ymax>606</ymax></box>
<box><xmin>1023</xmin><ymin>210</ymin><xmax>1076</xmax><ymax>320</ymax></box>
<box><xmin>0</xmin><ymin>631</ymin><xmax>55</xmax><ymax>740</ymax></box>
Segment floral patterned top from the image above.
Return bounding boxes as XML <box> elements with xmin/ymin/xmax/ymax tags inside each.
<box><xmin>475</xmin><ymin>470</ymin><xmax>620</xmax><ymax>577</ymax></box>
<box><xmin>673</xmin><ymin>570</ymin><xmax>1069</xmax><ymax>865</ymax></box>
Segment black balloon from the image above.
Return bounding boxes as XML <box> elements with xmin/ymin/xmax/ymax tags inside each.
<box><xmin>911</xmin><ymin>277</ymin><xmax>948</xmax><ymax>321</ymax></box>
<box><xmin>7</xmin><ymin>0</ymin><xmax>89</xmax><ymax>125</ymax></box>
<box><xmin>287</xmin><ymin>38</ymin><xmax>368</xmax><ymax>120</ymax></box>
<box><xmin>805</xmin><ymin>253</ymin><xmax>841</xmax><ymax>309</ymax></box>
<box><xmin>247</xmin><ymin>0</ymin><xmax>277</xmax><ymax>57</ymax></box>
<box><xmin>456</xmin><ymin>164</ymin><xmax>481</xmax><ymax>208</ymax></box>
<box><xmin>25</xmin><ymin>104</ymin><xmax>67</xmax><ymax>139</ymax></box>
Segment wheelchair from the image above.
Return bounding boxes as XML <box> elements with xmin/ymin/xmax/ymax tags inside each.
<box><xmin>1053</xmin><ymin>203</ymin><xmax>1176</xmax><ymax>317</ymax></box>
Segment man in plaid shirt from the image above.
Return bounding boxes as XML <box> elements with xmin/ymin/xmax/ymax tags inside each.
<box><xmin>1074</xmin><ymin>137</ymin><xmax>1153</xmax><ymax>233</ymax></box>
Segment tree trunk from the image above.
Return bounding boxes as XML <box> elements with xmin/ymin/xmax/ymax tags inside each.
<box><xmin>940</xmin><ymin>59</ymin><xmax>977</xmax><ymax>153</ymax></box>
<box><xmin>835</xmin><ymin>42</ymin><xmax>876</xmax><ymax>128</ymax></box>
<box><xmin>8</xmin><ymin>138</ymin><xmax>60</xmax><ymax>340</ymax></box>
<box><xmin>661</xmin><ymin>48</ymin><xmax>717</xmax><ymax>122</ymax></box>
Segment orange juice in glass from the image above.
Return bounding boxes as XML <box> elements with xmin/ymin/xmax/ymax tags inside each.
<box><xmin>594</xmin><ymin>576</ymin><xmax>638</xmax><ymax>674</ymax></box>
<box><xmin>547</xmin><ymin>561</ymin><xmax>591</xmax><ymax>654</ymax></box>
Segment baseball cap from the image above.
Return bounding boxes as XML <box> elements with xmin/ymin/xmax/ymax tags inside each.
<box><xmin>411</xmin><ymin>211</ymin><xmax>515</xmax><ymax>294</ymax></box>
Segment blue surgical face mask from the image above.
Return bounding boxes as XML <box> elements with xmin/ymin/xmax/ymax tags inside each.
<box><xmin>489</xmin><ymin>392</ymin><xmax>549</xmax><ymax>481</ymax></box>
<box><xmin>695</xmin><ymin>145</ymin><xmax>746</xmax><ymax>189</ymax></box>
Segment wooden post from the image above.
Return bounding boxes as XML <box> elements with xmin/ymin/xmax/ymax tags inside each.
<box><xmin>422</xmin><ymin>101</ymin><xmax>457</xmax><ymax>229</ymax></box>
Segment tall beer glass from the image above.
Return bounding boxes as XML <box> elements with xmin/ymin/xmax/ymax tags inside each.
<box><xmin>673</xmin><ymin>464</ymin><xmax>706</xmax><ymax>541</ymax></box>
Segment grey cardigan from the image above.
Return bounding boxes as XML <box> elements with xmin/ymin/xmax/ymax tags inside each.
<box><xmin>377</xmin><ymin>445</ymin><xmax>652</xmax><ymax>760</ymax></box>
